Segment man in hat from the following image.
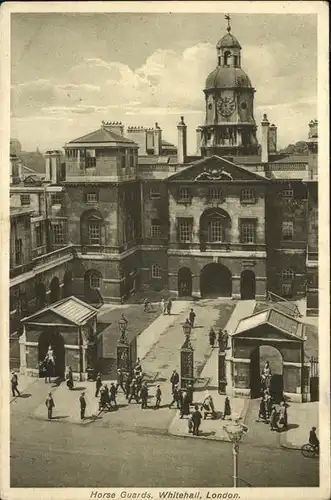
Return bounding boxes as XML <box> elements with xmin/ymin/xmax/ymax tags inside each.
<box><xmin>95</xmin><ymin>372</ymin><xmax>102</xmax><ymax>397</ymax></box>
<box><xmin>191</xmin><ymin>405</ymin><xmax>203</xmax><ymax>436</ymax></box>
<box><xmin>140</xmin><ymin>382</ymin><xmax>149</xmax><ymax>409</ymax></box>
<box><xmin>45</xmin><ymin>392</ymin><xmax>55</xmax><ymax>420</ymax></box>
<box><xmin>189</xmin><ymin>308</ymin><xmax>196</xmax><ymax>328</ymax></box>
<box><xmin>109</xmin><ymin>383</ymin><xmax>118</xmax><ymax>409</ymax></box>
<box><xmin>11</xmin><ymin>371</ymin><xmax>21</xmax><ymax>397</ymax></box>
<box><xmin>169</xmin><ymin>384</ymin><xmax>181</xmax><ymax>409</ymax></box>
<box><xmin>116</xmin><ymin>368</ymin><xmax>125</xmax><ymax>394</ymax></box>
<box><xmin>155</xmin><ymin>385</ymin><xmax>162</xmax><ymax>409</ymax></box>
<box><xmin>170</xmin><ymin>369</ymin><xmax>179</xmax><ymax>393</ymax></box>
<box><xmin>79</xmin><ymin>392</ymin><xmax>87</xmax><ymax>420</ymax></box>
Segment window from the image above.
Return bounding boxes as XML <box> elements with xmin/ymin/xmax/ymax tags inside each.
<box><xmin>51</xmin><ymin>194</ymin><xmax>62</xmax><ymax>205</ymax></box>
<box><xmin>86</xmin><ymin>192</ymin><xmax>98</xmax><ymax>204</ymax></box>
<box><xmin>282</xmin><ymin>189</ymin><xmax>294</xmax><ymax>198</ymax></box>
<box><xmin>90</xmin><ymin>273</ymin><xmax>101</xmax><ymax>289</ymax></box>
<box><xmin>178</xmin><ymin>188</ymin><xmax>191</xmax><ymax>203</ymax></box>
<box><xmin>178</xmin><ymin>218</ymin><xmax>193</xmax><ymax>243</ymax></box>
<box><xmin>88</xmin><ymin>224</ymin><xmax>101</xmax><ymax>245</ymax></box>
<box><xmin>208</xmin><ymin>219</ymin><xmax>224</xmax><ymax>242</ymax></box>
<box><xmin>53</xmin><ymin>224</ymin><xmax>64</xmax><ymax>245</ymax></box>
<box><xmin>151</xmin><ymin>219</ymin><xmax>161</xmax><ymax>238</ymax></box>
<box><xmin>282</xmin><ymin>221</ymin><xmax>294</xmax><ymax>241</ymax></box>
<box><xmin>85</xmin><ymin>149</ymin><xmax>96</xmax><ymax>169</ymax></box>
<box><xmin>129</xmin><ymin>150</ymin><xmax>135</xmax><ymax>168</ymax></box>
<box><xmin>152</xmin><ymin>264</ymin><xmax>161</xmax><ymax>279</ymax></box>
<box><xmin>209</xmin><ymin>188</ymin><xmax>223</xmax><ymax>201</ymax></box>
<box><xmin>121</xmin><ymin>151</ymin><xmax>126</xmax><ymax>169</ymax></box>
<box><xmin>240</xmin><ymin>219</ymin><xmax>256</xmax><ymax>244</ymax></box>
<box><xmin>150</xmin><ymin>187</ymin><xmax>160</xmax><ymax>199</ymax></box>
<box><xmin>15</xmin><ymin>238</ymin><xmax>23</xmax><ymax>265</ymax></box>
<box><xmin>20</xmin><ymin>194</ymin><xmax>30</xmax><ymax>206</ymax></box>
<box><xmin>233</xmin><ymin>55</ymin><xmax>238</xmax><ymax>67</ymax></box>
<box><xmin>240</xmin><ymin>189</ymin><xmax>256</xmax><ymax>204</ymax></box>
<box><xmin>281</xmin><ymin>269</ymin><xmax>294</xmax><ymax>281</ymax></box>
<box><xmin>35</xmin><ymin>224</ymin><xmax>43</xmax><ymax>247</ymax></box>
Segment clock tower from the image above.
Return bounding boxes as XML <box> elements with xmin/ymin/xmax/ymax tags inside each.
<box><xmin>199</xmin><ymin>17</ymin><xmax>258</xmax><ymax>157</ymax></box>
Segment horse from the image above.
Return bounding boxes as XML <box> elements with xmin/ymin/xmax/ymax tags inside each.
<box><xmin>40</xmin><ymin>356</ymin><xmax>55</xmax><ymax>383</ymax></box>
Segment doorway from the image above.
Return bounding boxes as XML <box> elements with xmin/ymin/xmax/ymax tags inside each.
<box><xmin>240</xmin><ymin>269</ymin><xmax>256</xmax><ymax>300</ymax></box>
<box><xmin>63</xmin><ymin>271</ymin><xmax>73</xmax><ymax>298</ymax></box>
<box><xmin>50</xmin><ymin>277</ymin><xmax>60</xmax><ymax>303</ymax></box>
<box><xmin>200</xmin><ymin>263</ymin><xmax>232</xmax><ymax>298</ymax></box>
<box><xmin>178</xmin><ymin>267</ymin><xmax>192</xmax><ymax>297</ymax></box>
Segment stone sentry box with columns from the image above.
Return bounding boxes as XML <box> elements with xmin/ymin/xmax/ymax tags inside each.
<box><xmin>225</xmin><ymin>306</ymin><xmax>309</xmax><ymax>402</ymax></box>
<box><xmin>20</xmin><ymin>296</ymin><xmax>98</xmax><ymax>381</ymax></box>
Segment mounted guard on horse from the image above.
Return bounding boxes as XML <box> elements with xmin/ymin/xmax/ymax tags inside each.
<box><xmin>39</xmin><ymin>344</ymin><xmax>56</xmax><ymax>383</ymax></box>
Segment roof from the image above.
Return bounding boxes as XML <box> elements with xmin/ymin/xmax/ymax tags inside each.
<box><xmin>205</xmin><ymin>66</ymin><xmax>252</xmax><ymax>90</ymax></box>
<box><xmin>274</xmin><ymin>155</ymin><xmax>309</xmax><ymax>164</ymax></box>
<box><xmin>22</xmin><ymin>296</ymin><xmax>98</xmax><ymax>326</ymax></box>
<box><xmin>233</xmin><ymin>307</ymin><xmax>305</xmax><ymax>341</ymax></box>
<box><xmin>161</xmin><ymin>139</ymin><xmax>176</xmax><ymax>148</ymax></box>
<box><xmin>216</xmin><ymin>32</ymin><xmax>242</xmax><ymax>49</ymax></box>
<box><xmin>10</xmin><ymin>207</ymin><xmax>34</xmax><ymax>217</ymax></box>
<box><xmin>270</xmin><ymin>170</ymin><xmax>308</xmax><ymax>181</ymax></box>
<box><xmin>67</xmin><ymin>127</ymin><xmax>136</xmax><ymax>146</ymax></box>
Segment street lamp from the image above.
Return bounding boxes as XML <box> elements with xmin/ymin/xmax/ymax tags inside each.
<box><xmin>223</xmin><ymin>417</ymin><xmax>249</xmax><ymax>487</ymax></box>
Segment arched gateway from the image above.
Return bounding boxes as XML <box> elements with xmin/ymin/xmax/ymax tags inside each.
<box><xmin>200</xmin><ymin>263</ymin><xmax>232</xmax><ymax>298</ymax></box>
<box><xmin>229</xmin><ymin>307</ymin><xmax>308</xmax><ymax>402</ymax></box>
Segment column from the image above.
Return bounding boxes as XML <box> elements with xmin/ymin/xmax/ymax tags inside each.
<box><xmin>232</xmin><ymin>275</ymin><xmax>241</xmax><ymax>299</ymax></box>
<box><xmin>19</xmin><ymin>326</ymin><xmax>27</xmax><ymax>375</ymax></box>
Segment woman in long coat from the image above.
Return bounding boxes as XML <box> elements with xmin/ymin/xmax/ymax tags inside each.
<box><xmin>66</xmin><ymin>366</ymin><xmax>74</xmax><ymax>390</ymax></box>
<box><xmin>222</xmin><ymin>396</ymin><xmax>231</xmax><ymax>420</ymax></box>
<box><xmin>269</xmin><ymin>405</ymin><xmax>278</xmax><ymax>431</ymax></box>
<box><xmin>278</xmin><ymin>401</ymin><xmax>288</xmax><ymax>430</ymax></box>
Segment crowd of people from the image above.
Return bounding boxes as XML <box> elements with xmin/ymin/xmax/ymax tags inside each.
<box><xmin>208</xmin><ymin>328</ymin><xmax>229</xmax><ymax>350</ymax></box>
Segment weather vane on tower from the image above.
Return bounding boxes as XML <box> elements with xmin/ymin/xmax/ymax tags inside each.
<box><xmin>225</xmin><ymin>14</ymin><xmax>231</xmax><ymax>32</ymax></box>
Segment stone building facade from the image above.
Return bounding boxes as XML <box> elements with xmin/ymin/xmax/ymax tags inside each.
<box><xmin>9</xmin><ymin>22</ymin><xmax>319</xmax><ymax>346</ymax></box>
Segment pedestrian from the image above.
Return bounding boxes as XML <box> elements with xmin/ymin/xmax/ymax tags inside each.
<box><xmin>109</xmin><ymin>383</ymin><xmax>118</xmax><ymax>409</ymax></box>
<box><xmin>169</xmin><ymin>384</ymin><xmax>181</xmax><ymax>409</ymax></box>
<box><xmin>186</xmin><ymin>383</ymin><xmax>194</xmax><ymax>406</ymax></box>
<box><xmin>191</xmin><ymin>405</ymin><xmax>202</xmax><ymax>436</ymax></box>
<box><xmin>95</xmin><ymin>372</ymin><xmax>102</xmax><ymax>397</ymax></box>
<box><xmin>66</xmin><ymin>366</ymin><xmax>74</xmax><ymax>390</ymax></box>
<box><xmin>257</xmin><ymin>397</ymin><xmax>266</xmax><ymax>421</ymax></box>
<box><xmin>222</xmin><ymin>330</ymin><xmax>229</xmax><ymax>350</ymax></box>
<box><xmin>189</xmin><ymin>308</ymin><xmax>196</xmax><ymax>328</ymax></box>
<box><xmin>143</xmin><ymin>298</ymin><xmax>150</xmax><ymax>312</ymax></box>
<box><xmin>80</xmin><ymin>392</ymin><xmax>87</xmax><ymax>420</ymax></box>
<box><xmin>99</xmin><ymin>385</ymin><xmax>110</xmax><ymax>411</ymax></box>
<box><xmin>188</xmin><ymin>414</ymin><xmax>194</xmax><ymax>434</ymax></box>
<box><xmin>202</xmin><ymin>392</ymin><xmax>216</xmax><ymax>419</ymax></box>
<box><xmin>170</xmin><ymin>369</ymin><xmax>179</xmax><ymax>393</ymax></box>
<box><xmin>155</xmin><ymin>385</ymin><xmax>162</xmax><ymax>409</ymax></box>
<box><xmin>209</xmin><ymin>328</ymin><xmax>216</xmax><ymax>348</ymax></box>
<box><xmin>278</xmin><ymin>401</ymin><xmax>288</xmax><ymax>430</ymax></box>
<box><xmin>45</xmin><ymin>392</ymin><xmax>55</xmax><ymax>420</ymax></box>
<box><xmin>180</xmin><ymin>390</ymin><xmax>190</xmax><ymax>419</ymax></box>
<box><xmin>125</xmin><ymin>375</ymin><xmax>131</xmax><ymax>399</ymax></box>
<box><xmin>128</xmin><ymin>379</ymin><xmax>139</xmax><ymax>404</ymax></box>
<box><xmin>140</xmin><ymin>382</ymin><xmax>149</xmax><ymax>409</ymax></box>
<box><xmin>116</xmin><ymin>369</ymin><xmax>125</xmax><ymax>394</ymax></box>
<box><xmin>269</xmin><ymin>405</ymin><xmax>278</xmax><ymax>431</ymax></box>
<box><xmin>264</xmin><ymin>390</ymin><xmax>272</xmax><ymax>420</ymax></box>
<box><xmin>222</xmin><ymin>396</ymin><xmax>231</xmax><ymax>420</ymax></box>
<box><xmin>166</xmin><ymin>298</ymin><xmax>172</xmax><ymax>315</ymax></box>
<box><xmin>309</xmin><ymin>426</ymin><xmax>319</xmax><ymax>452</ymax></box>
<box><xmin>160</xmin><ymin>298</ymin><xmax>166</xmax><ymax>315</ymax></box>
<box><xmin>11</xmin><ymin>371</ymin><xmax>21</xmax><ymax>397</ymax></box>
<box><xmin>217</xmin><ymin>329</ymin><xmax>224</xmax><ymax>348</ymax></box>
<box><xmin>136</xmin><ymin>374</ymin><xmax>143</xmax><ymax>396</ymax></box>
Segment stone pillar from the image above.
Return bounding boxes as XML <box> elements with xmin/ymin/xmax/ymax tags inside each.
<box><xmin>19</xmin><ymin>326</ymin><xmax>27</xmax><ymax>374</ymax></box>
<box><xmin>283</xmin><ymin>361</ymin><xmax>303</xmax><ymax>402</ymax></box>
<box><xmin>45</xmin><ymin>151</ymin><xmax>52</xmax><ymax>181</ymax></box>
<box><xmin>232</xmin><ymin>358</ymin><xmax>251</xmax><ymax>398</ymax></box>
<box><xmin>268</xmin><ymin>124</ymin><xmax>277</xmax><ymax>153</ymax></box>
<box><xmin>153</xmin><ymin>123</ymin><xmax>162</xmax><ymax>156</ymax></box>
<box><xmin>218</xmin><ymin>348</ymin><xmax>227</xmax><ymax>394</ymax></box>
<box><xmin>232</xmin><ymin>275</ymin><xmax>241</xmax><ymax>300</ymax></box>
<box><xmin>196</xmin><ymin>126</ymin><xmax>202</xmax><ymax>155</ymax></box>
<box><xmin>177</xmin><ymin>116</ymin><xmax>187</xmax><ymax>164</ymax></box>
<box><xmin>261</xmin><ymin>113</ymin><xmax>270</xmax><ymax>163</ymax></box>
<box><xmin>180</xmin><ymin>342</ymin><xmax>194</xmax><ymax>389</ymax></box>
<box><xmin>255</xmin><ymin>276</ymin><xmax>267</xmax><ymax>300</ymax></box>
<box><xmin>192</xmin><ymin>274</ymin><xmax>200</xmax><ymax>298</ymax></box>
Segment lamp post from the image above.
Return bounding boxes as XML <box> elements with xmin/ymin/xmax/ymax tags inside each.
<box><xmin>180</xmin><ymin>321</ymin><xmax>194</xmax><ymax>389</ymax></box>
<box><xmin>118</xmin><ymin>316</ymin><xmax>128</xmax><ymax>344</ymax></box>
<box><xmin>223</xmin><ymin>417</ymin><xmax>249</xmax><ymax>487</ymax></box>
<box><xmin>117</xmin><ymin>315</ymin><xmax>130</xmax><ymax>373</ymax></box>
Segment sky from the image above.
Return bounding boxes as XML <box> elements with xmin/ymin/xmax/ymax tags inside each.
<box><xmin>10</xmin><ymin>12</ymin><xmax>317</xmax><ymax>153</ymax></box>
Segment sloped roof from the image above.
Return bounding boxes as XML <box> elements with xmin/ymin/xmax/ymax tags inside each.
<box><xmin>68</xmin><ymin>127</ymin><xmax>136</xmax><ymax>145</ymax></box>
<box><xmin>273</xmin><ymin>155</ymin><xmax>309</xmax><ymax>164</ymax></box>
<box><xmin>22</xmin><ymin>296</ymin><xmax>98</xmax><ymax>326</ymax></box>
<box><xmin>233</xmin><ymin>307</ymin><xmax>304</xmax><ymax>341</ymax></box>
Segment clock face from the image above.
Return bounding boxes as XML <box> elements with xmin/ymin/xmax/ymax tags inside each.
<box><xmin>217</xmin><ymin>96</ymin><xmax>236</xmax><ymax>117</ymax></box>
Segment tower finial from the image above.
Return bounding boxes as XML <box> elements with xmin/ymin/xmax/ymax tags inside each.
<box><xmin>225</xmin><ymin>13</ymin><xmax>231</xmax><ymax>32</ymax></box>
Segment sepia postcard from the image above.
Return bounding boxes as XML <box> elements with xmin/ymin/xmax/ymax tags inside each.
<box><xmin>0</xmin><ymin>2</ymin><xmax>329</xmax><ymax>500</ymax></box>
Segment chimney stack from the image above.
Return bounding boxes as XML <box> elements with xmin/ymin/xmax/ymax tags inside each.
<box><xmin>268</xmin><ymin>124</ymin><xmax>277</xmax><ymax>154</ymax></box>
<box><xmin>45</xmin><ymin>150</ymin><xmax>62</xmax><ymax>185</ymax></box>
<box><xmin>308</xmin><ymin>119</ymin><xmax>318</xmax><ymax>140</ymax></box>
<box><xmin>261</xmin><ymin>113</ymin><xmax>270</xmax><ymax>163</ymax></box>
<box><xmin>177</xmin><ymin>116</ymin><xmax>187</xmax><ymax>164</ymax></box>
<box><xmin>101</xmin><ymin>121</ymin><xmax>124</xmax><ymax>136</ymax></box>
<box><xmin>153</xmin><ymin>122</ymin><xmax>162</xmax><ymax>156</ymax></box>
<box><xmin>126</xmin><ymin>126</ymin><xmax>147</xmax><ymax>156</ymax></box>
<box><xmin>10</xmin><ymin>154</ymin><xmax>20</xmax><ymax>185</ymax></box>
<box><xmin>196</xmin><ymin>126</ymin><xmax>202</xmax><ymax>156</ymax></box>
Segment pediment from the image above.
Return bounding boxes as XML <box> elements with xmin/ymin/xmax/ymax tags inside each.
<box><xmin>233</xmin><ymin>323</ymin><xmax>304</xmax><ymax>343</ymax></box>
<box><xmin>23</xmin><ymin>310</ymin><xmax>75</xmax><ymax>326</ymax></box>
<box><xmin>168</xmin><ymin>156</ymin><xmax>268</xmax><ymax>182</ymax></box>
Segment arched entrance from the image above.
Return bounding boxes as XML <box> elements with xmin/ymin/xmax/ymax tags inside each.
<box><xmin>250</xmin><ymin>345</ymin><xmax>283</xmax><ymax>400</ymax></box>
<box><xmin>240</xmin><ymin>269</ymin><xmax>256</xmax><ymax>300</ymax></box>
<box><xmin>35</xmin><ymin>282</ymin><xmax>46</xmax><ymax>310</ymax></box>
<box><xmin>50</xmin><ymin>277</ymin><xmax>60</xmax><ymax>303</ymax></box>
<box><xmin>63</xmin><ymin>271</ymin><xmax>73</xmax><ymax>298</ymax></box>
<box><xmin>178</xmin><ymin>267</ymin><xmax>192</xmax><ymax>297</ymax></box>
<box><xmin>200</xmin><ymin>263</ymin><xmax>232</xmax><ymax>298</ymax></box>
<box><xmin>38</xmin><ymin>329</ymin><xmax>65</xmax><ymax>379</ymax></box>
